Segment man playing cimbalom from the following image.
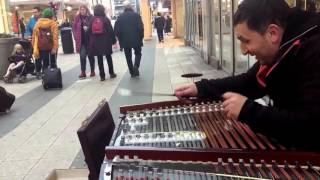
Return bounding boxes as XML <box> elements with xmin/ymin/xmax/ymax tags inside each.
<box><xmin>174</xmin><ymin>0</ymin><xmax>320</xmax><ymax>150</ymax></box>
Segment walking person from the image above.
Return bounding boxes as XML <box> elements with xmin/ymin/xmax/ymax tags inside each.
<box><xmin>32</xmin><ymin>8</ymin><xmax>59</xmax><ymax>78</ymax></box>
<box><xmin>154</xmin><ymin>12</ymin><xmax>166</xmax><ymax>43</ymax></box>
<box><xmin>19</xmin><ymin>17</ymin><xmax>26</xmax><ymax>39</ymax></box>
<box><xmin>88</xmin><ymin>5</ymin><xmax>117</xmax><ymax>81</ymax></box>
<box><xmin>114</xmin><ymin>2</ymin><xmax>144</xmax><ymax>77</ymax></box>
<box><xmin>164</xmin><ymin>14</ymin><xmax>172</xmax><ymax>35</ymax></box>
<box><xmin>72</xmin><ymin>4</ymin><xmax>95</xmax><ymax>79</ymax></box>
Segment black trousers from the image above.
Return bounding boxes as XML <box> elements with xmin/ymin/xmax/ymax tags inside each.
<box><xmin>97</xmin><ymin>54</ymin><xmax>114</xmax><ymax>78</ymax></box>
<box><xmin>80</xmin><ymin>45</ymin><xmax>95</xmax><ymax>72</ymax></box>
<box><xmin>124</xmin><ymin>46</ymin><xmax>142</xmax><ymax>74</ymax></box>
<box><xmin>156</xmin><ymin>28</ymin><xmax>164</xmax><ymax>42</ymax></box>
<box><xmin>36</xmin><ymin>51</ymin><xmax>56</xmax><ymax>73</ymax></box>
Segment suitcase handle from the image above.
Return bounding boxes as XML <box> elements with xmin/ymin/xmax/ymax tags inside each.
<box><xmin>48</xmin><ymin>53</ymin><xmax>57</xmax><ymax>69</ymax></box>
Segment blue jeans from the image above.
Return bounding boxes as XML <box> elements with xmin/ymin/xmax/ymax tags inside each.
<box><xmin>80</xmin><ymin>45</ymin><xmax>95</xmax><ymax>72</ymax></box>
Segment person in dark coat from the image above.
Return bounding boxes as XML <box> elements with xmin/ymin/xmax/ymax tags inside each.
<box><xmin>154</xmin><ymin>12</ymin><xmax>166</xmax><ymax>43</ymax></box>
<box><xmin>174</xmin><ymin>0</ymin><xmax>320</xmax><ymax>151</ymax></box>
<box><xmin>114</xmin><ymin>3</ymin><xmax>144</xmax><ymax>77</ymax></box>
<box><xmin>164</xmin><ymin>14</ymin><xmax>172</xmax><ymax>34</ymax></box>
<box><xmin>88</xmin><ymin>5</ymin><xmax>117</xmax><ymax>81</ymax></box>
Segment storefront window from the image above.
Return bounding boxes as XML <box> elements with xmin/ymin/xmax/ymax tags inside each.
<box><xmin>210</xmin><ymin>0</ymin><xmax>221</xmax><ymax>61</ymax></box>
<box><xmin>195</xmin><ymin>0</ymin><xmax>203</xmax><ymax>50</ymax></box>
<box><xmin>221</xmin><ymin>0</ymin><xmax>233</xmax><ymax>73</ymax></box>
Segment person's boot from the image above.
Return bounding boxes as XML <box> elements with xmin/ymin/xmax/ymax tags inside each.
<box><xmin>36</xmin><ymin>72</ymin><xmax>42</xmax><ymax>80</ymax></box>
<box><xmin>110</xmin><ymin>73</ymin><xmax>117</xmax><ymax>79</ymax></box>
<box><xmin>78</xmin><ymin>72</ymin><xmax>86</xmax><ymax>79</ymax></box>
<box><xmin>89</xmin><ymin>71</ymin><xmax>96</xmax><ymax>77</ymax></box>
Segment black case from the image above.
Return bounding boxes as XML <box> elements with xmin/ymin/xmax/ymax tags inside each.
<box><xmin>77</xmin><ymin>99</ymin><xmax>115</xmax><ymax>180</ymax></box>
<box><xmin>0</xmin><ymin>86</ymin><xmax>15</xmax><ymax>113</ymax></box>
<box><xmin>42</xmin><ymin>55</ymin><xmax>62</xmax><ymax>89</ymax></box>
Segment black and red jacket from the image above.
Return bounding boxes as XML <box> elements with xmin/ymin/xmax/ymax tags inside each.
<box><xmin>195</xmin><ymin>8</ymin><xmax>320</xmax><ymax>151</ymax></box>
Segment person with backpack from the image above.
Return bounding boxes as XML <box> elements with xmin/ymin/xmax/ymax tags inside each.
<box><xmin>88</xmin><ymin>5</ymin><xmax>117</xmax><ymax>81</ymax></box>
<box><xmin>114</xmin><ymin>2</ymin><xmax>144</xmax><ymax>77</ymax></box>
<box><xmin>72</xmin><ymin>5</ymin><xmax>95</xmax><ymax>79</ymax></box>
<box><xmin>32</xmin><ymin>8</ymin><xmax>59</xmax><ymax>79</ymax></box>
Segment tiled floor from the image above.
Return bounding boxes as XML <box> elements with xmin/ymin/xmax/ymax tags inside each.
<box><xmin>0</xmin><ymin>35</ymin><xmax>228</xmax><ymax>179</ymax></box>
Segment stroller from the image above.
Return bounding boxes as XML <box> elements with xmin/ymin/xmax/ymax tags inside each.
<box><xmin>4</xmin><ymin>40</ymin><xmax>36</xmax><ymax>83</ymax></box>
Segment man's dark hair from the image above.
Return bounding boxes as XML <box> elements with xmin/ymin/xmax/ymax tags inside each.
<box><xmin>93</xmin><ymin>4</ymin><xmax>106</xmax><ymax>17</ymax></box>
<box><xmin>234</xmin><ymin>0</ymin><xmax>290</xmax><ymax>34</ymax></box>
<box><xmin>33</xmin><ymin>6</ymin><xmax>41</xmax><ymax>12</ymax></box>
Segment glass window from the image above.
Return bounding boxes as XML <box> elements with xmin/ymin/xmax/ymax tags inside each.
<box><xmin>210</xmin><ymin>0</ymin><xmax>221</xmax><ymax>61</ymax></box>
<box><xmin>221</xmin><ymin>0</ymin><xmax>233</xmax><ymax>73</ymax></box>
<box><xmin>196</xmin><ymin>0</ymin><xmax>203</xmax><ymax>50</ymax></box>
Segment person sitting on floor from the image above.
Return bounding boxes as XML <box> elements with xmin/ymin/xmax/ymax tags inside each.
<box><xmin>3</xmin><ymin>44</ymin><xmax>31</xmax><ymax>83</ymax></box>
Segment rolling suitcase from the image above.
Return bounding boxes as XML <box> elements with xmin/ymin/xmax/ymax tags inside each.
<box><xmin>0</xmin><ymin>86</ymin><xmax>15</xmax><ymax>113</ymax></box>
<box><xmin>42</xmin><ymin>54</ymin><xmax>63</xmax><ymax>90</ymax></box>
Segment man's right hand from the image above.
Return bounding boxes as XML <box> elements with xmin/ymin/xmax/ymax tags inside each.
<box><xmin>174</xmin><ymin>83</ymin><xmax>198</xmax><ymax>99</ymax></box>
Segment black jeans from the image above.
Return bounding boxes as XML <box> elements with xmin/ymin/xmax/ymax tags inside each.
<box><xmin>124</xmin><ymin>46</ymin><xmax>142</xmax><ymax>74</ymax></box>
<box><xmin>156</xmin><ymin>28</ymin><xmax>164</xmax><ymax>42</ymax></box>
<box><xmin>36</xmin><ymin>51</ymin><xmax>56</xmax><ymax>73</ymax></box>
<box><xmin>80</xmin><ymin>45</ymin><xmax>95</xmax><ymax>72</ymax></box>
<box><xmin>97</xmin><ymin>54</ymin><xmax>115</xmax><ymax>78</ymax></box>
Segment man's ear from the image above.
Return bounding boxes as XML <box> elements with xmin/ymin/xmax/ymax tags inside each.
<box><xmin>266</xmin><ymin>24</ymin><xmax>283</xmax><ymax>44</ymax></box>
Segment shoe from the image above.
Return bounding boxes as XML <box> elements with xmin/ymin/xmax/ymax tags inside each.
<box><xmin>3</xmin><ymin>76</ymin><xmax>12</xmax><ymax>83</ymax></box>
<box><xmin>100</xmin><ymin>77</ymin><xmax>105</xmax><ymax>81</ymax></box>
<box><xmin>18</xmin><ymin>76</ymin><xmax>27</xmax><ymax>83</ymax></box>
<box><xmin>78</xmin><ymin>72</ymin><xmax>86</xmax><ymax>79</ymax></box>
<box><xmin>134</xmin><ymin>67</ymin><xmax>139</xmax><ymax>76</ymax></box>
<box><xmin>36</xmin><ymin>72</ymin><xmax>42</xmax><ymax>80</ymax></box>
<box><xmin>110</xmin><ymin>73</ymin><xmax>117</xmax><ymax>78</ymax></box>
<box><xmin>90</xmin><ymin>71</ymin><xmax>96</xmax><ymax>77</ymax></box>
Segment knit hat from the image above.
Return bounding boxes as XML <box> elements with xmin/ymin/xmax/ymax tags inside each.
<box><xmin>42</xmin><ymin>8</ymin><xmax>54</xmax><ymax>18</ymax></box>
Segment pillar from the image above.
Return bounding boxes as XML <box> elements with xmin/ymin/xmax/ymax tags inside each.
<box><xmin>172</xmin><ymin>0</ymin><xmax>184</xmax><ymax>38</ymax></box>
<box><xmin>140</xmin><ymin>0</ymin><xmax>152</xmax><ymax>40</ymax></box>
<box><xmin>0</xmin><ymin>0</ymin><xmax>11</xmax><ymax>33</ymax></box>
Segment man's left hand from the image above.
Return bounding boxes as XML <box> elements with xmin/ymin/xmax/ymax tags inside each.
<box><xmin>222</xmin><ymin>92</ymin><xmax>248</xmax><ymax>120</ymax></box>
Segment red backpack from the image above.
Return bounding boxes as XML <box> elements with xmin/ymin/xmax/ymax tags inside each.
<box><xmin>38</xmin><ymin>27</ymin><xmax>53</xmax><ymax>50</ymax></box>
<box><xmin>91</xmin><ymin>17</ymin><xmax>104</xmax><ymax>34</ymax></box>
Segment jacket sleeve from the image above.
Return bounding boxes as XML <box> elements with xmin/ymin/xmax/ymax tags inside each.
<box><xmin>72</xmin><ymin>16</ymin><xmax>78</xmax><ymax>37</ymax></box>
<box><xmin>26</xmin><ymin>18</ymin><xmax>34</xmax><ymax>36</ymax></box>
<box><xmin>8</xmin><ymin>56</ymin><xmax>14</xmax><ymax>63</ymax></box>
<box><xmin>105</xmin><ymin>18</ymin><xmax>117</xmax><ymax>45</ymax></box>
<box><xmin>51</xmin><ymin>21</ymin><xmax>59</xmax><ymax>51</ymax></box>
<box><xmin>195</xmin><ymin>62</ymin><xmax>266</xmax><ymax>100</ymax></box>
<box><xmin>137</xmin><ymin>15</ymin><xmax>144</xmax><ymax>40</ymax></box>
<box><xmin>114</xmin><ymin>19</ymin><xmax>120</xmax><ymax>38</ymax></box>
<box><xmin>239</xmin><ymin>87</ymin><xmax>320</xmax><ymax>149</ymax></box>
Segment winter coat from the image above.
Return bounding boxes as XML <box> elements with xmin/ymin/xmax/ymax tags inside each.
<box><xmin>26</xmin><ymin>16</ymin><xmax>38</xmax><ymax>37</ymax></box>
<box><xmin>87</xmin><ymin>16</ymin><xmax>116</xmax><ymax>56</ymax></box>
<box><xmin>8</xmin><ymin>51</ymin><xmax>30</xmax><ymax>64</ymax></box>
<box><xmin>114</xmin><ymin>9</ymin><xmax>144</xmax><ymax>49</ymax></box>
<box><xmin>154</xmin><ymin>16</ymin><xmax>166</xmax><ymax>30</ymax></box>
<box><xmin>165</xmin><ymin>17</ymin><xmax>172</xmax><ymax>33</ymax></box>
<box><xmin>31</xmin><ymin>18</ymin><xmax>59</xmax><ymax>59</ymax></box>
<box><xmin>72</xmin><ymin>14</ymin><xmax>93</xmax><ymax>53</ymax></box>
<box><xmin>195</xmin><ymin>8</ymin><xmax>320</xmax><ymax>151</ymax></box>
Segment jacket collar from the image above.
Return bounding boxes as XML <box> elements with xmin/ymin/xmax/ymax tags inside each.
<box><xmin>280</xmin><ymin>8</ymin><xmax>320</xmax><ymax>51</ymax></box>
<box><xmin>256</xmin><ymin>9</ymin><xmax>320</xmax><ymax>88</ymax></box>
